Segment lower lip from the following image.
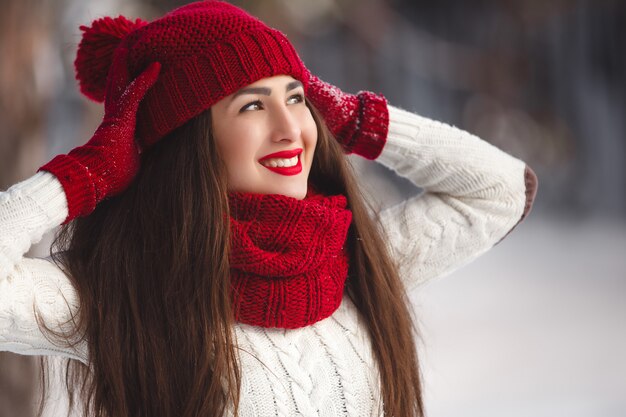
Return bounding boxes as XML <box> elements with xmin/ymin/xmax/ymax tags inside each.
<box><xmin>261</xmin><ymin>156</ymin><xmax>303</xmax><ymax>176</ymax></box>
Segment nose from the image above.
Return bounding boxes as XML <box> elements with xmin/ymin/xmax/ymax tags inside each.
<box><xmin>269</xmin><ymin>103</ymin><xmax>301</xmax><ymax>143</ymax></box>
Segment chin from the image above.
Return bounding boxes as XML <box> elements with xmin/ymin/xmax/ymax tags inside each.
<box><xmin>281</xmin><ymin>190</ymin><xmax>307</xmax><ymax>200</ymax></box>
<box><xmin>275</xmin><ymin>185</ymin><xmax>307</xmax><ymax>200</ymax></box>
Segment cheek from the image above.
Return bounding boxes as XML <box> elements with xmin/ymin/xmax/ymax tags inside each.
<box><xmin>216</xmin><ymin>124</ymin><xmax>254</xmax><ymax>163</ymax></box>
<box><xmin>297</xmin><ymin>109</ymin><xmax>317</xmax><ymax>145</ymax></box>
<box><xmin>214</xmin><ymin>127</ymin><xmax>262</xmax><ymax>191</ymax></box>
<box><xmin>221</xmin><ymin>141</ymin><xmax>255</xmax><ymax>179</ymax></box>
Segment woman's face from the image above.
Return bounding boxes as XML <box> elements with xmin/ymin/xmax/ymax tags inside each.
<box><xmin>211</xmin><ymin>75</ymin><xmax>317</xmax><ymax>200</ymax></box>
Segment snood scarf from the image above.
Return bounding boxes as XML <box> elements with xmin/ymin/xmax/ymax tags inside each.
<box><xmin>228</xmin><ymin>191</ymin><xmax>352</xmax><ymax>329</ymax></box>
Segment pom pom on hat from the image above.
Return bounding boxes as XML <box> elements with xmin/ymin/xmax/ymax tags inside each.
<box><xmin>75</xmin><ymin>16</ymin><xmax>147</xmax><ymax>102</ymax></box>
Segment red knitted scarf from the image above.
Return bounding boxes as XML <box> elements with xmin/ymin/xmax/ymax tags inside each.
<box><xmin>228</xmin><ymin>191</ymin><xmax>352</xmax><ymax>329</ymax></box>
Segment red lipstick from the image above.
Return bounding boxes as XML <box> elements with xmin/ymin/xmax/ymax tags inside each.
<box><xmin>259</xmin><ymin>148</ymin><xmax>303</xmax><ymax>176</ymax></box>
<box><xmin>258</xmin><ymin>148</ymin><xmax>303</xmax><ymax>161</ymax></box>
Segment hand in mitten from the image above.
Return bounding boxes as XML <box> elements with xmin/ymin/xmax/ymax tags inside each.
<box><xmin>39</xmin><ymin>48</ymin><xmax>161</xmax><ymax>223</ymax></box>
<box><xmin>306</xmin><ymin>74</ymin><xmax>389</xmax><ymax>160</ymax></box>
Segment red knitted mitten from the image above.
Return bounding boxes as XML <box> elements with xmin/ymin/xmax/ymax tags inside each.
<box><xmin>306</xmin><ymin>75</ymin><xmax>389</xmax><ymax>160</ymax></box>
<box><xmin>39</xmin><ymin>48</ymin><xmax>160</xmax><ymax>223</ymax></box>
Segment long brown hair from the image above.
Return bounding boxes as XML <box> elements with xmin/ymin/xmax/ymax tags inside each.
<box><xmin>44</xmin><ymin>101</ymin><xmax>424</xmax><ymax>416</ymax></box>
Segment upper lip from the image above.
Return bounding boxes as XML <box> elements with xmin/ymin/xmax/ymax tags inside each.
<box><xmin>258</xmin><ymin>148</ymin><xmax>303</xmax><ymax>162</ymax></box>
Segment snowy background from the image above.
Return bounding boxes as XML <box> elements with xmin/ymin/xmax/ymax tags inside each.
<box><xmin>1</xmin><ymin>1</ymin><xmax>624</xmax><ymax>416</ymax></box>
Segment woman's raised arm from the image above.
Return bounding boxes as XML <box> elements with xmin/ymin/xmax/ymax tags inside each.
<box><xmin>306</xmin><ymin>76</ymin><xmax>537</xmax><ymax>292</ymax></box>
<box><xmin>0</xmin><ymin>50</ymin><xmax>160</xmax><ymax>363</ymax></box>
<box><xmin>376</xmin><ymin>105</ymin><xmax>537</xmax><ymax>291</ymax></box>
<box><xmin>0</xmin><ymin>172</ymin><xmax>86</xmax><ymax>362</ymax></box>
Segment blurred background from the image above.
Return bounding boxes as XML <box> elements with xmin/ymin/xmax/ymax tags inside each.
<box><xmin>1</xmin><ymin>0</ymin><xmax>624</xmax><ymax>416</ymax></box>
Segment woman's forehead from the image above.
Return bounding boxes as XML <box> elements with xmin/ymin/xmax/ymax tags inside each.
<box><xmin>238</xmin><ymin>75</ymin><xmax>301</xmax><ymax>90</ymax></box>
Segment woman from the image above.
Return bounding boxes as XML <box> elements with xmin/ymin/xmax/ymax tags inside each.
<box><xmin>0</xmin><ymin>1</ymin><xmax>538</xmax><ymax>416</ymax></box>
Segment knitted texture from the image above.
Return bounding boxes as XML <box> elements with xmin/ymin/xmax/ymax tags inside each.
<box><xmin>306</xmin><ymin>75</ymin><xmax>389</xmax><ymax>160</ymax></box>
<box><xmin>228</xmin><ymin>191</ymin><xmax>352</xmax><ymax>328</ymax></box>
<box><xmin>1</xmin><ymin>105</ymin><xmax>536</xmax><ymax>414</ymax></box>
<box><xmin>39</xmin><ymin>49</ymin><xmax>161</xmax><ymax>222</ymax></box>
<box><xmin>75</xmin><ymin>16</ymin><xmax>148</xmax><ymax>102</ymax></box>
<box><xmin>75</xmin><ymin>0</ymin><xmax>310</xmax><ymax>149</ymax></box>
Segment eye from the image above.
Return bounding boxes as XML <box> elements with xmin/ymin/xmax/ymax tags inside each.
<box><xmin>239</xmin><ymin>100</ymin><xmax>263</xmax><ymax>113</ymax></box>
<box><xmin>287</xmin><ymin>93</ymin><xmax>304</xmax><ymax>105</ymax></box>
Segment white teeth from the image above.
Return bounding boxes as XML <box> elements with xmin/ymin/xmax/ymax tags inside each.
<box><xmin>262</xmin><ymin>155</ymin><xmax>298</xmax><ymax>168</ymax></box>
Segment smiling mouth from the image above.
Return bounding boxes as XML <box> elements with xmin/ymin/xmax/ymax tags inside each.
<box><xmin>259</xmin><ymin>149</ymin><xmax>303</xmax><ymax>176</ymax></box>
<box><xmin>261</xmin><ymin>155</ymin><xmax>298</xmax><ymax>168</ymax></box>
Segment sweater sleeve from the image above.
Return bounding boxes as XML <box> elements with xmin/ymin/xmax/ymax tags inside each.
<box><xmin>0</xmin><ymin>172</ymin><xmax>87</xmax><ymax>363</ymax></box>
<box><xmin>376</xmin><ymin>105</ymin><xmax>538</xmax><ymax>291</ymax></box>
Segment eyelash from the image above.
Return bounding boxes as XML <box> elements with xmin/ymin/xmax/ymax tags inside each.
<box><xmin>239</xmin><ymin>93</ymin><xmax>305</xmax><ymax>113</ymax></box>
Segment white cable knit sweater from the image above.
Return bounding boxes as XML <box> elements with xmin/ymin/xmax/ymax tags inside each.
<box><xmin>0</xmin><ymin>104</ymin><xmax>537</xmax><ymax>416</ymax></box>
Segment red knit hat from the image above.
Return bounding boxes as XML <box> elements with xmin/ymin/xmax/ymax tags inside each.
<box><xmin>75</xmin><ymin>0</ymin><xmax>310</xmax><ymax>149</ymax></box>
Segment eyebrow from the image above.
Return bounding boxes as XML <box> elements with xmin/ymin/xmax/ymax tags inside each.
<box><xmin>286</xmin><ymin>80</ymin><xmax>303</xmax><ymax>91</ymax></box>
<box><xmin>231</xmin><ymin>80</ymin><xmax>303</xmax><ymax>101</ymax></box>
